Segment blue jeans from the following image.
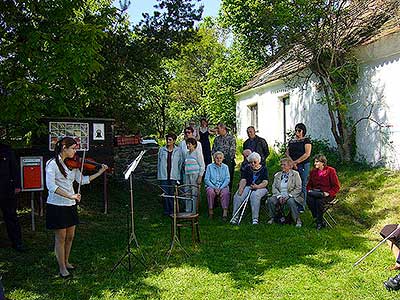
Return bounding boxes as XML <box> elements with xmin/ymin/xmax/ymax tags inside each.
<box><xmin>297</xmin><ymin>162</ymin><xmax>310</xmax><ymax>208</ymax></box>
<box><xmin>160</xmin><ymin>180</ymin><xmax>177</xmax><ymax>215</ymax></box>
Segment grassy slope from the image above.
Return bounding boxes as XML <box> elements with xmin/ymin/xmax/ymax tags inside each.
<box><xmin>1</xmin><ymin>164</ymin><xmax>400</xmax><ymax>300</ymax></box>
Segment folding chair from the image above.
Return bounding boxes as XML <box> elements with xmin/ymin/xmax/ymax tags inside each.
<box><xmin>322</xmin><ymin>198</ymin><xmax>340</xmax><ymax>228</ymax></box>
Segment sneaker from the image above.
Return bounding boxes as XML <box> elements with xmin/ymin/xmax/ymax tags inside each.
<box><xmin>252</xmin><ymin>218</ymin><xmax>259</xmax><ymax>225</ymax></box>
<box><xmin>316</xmin><ymin>222</ymin><xmax>326</xmax><ymax>230</ymax></box>
<box><xmin>267</xmin><ymin>218</ymin><xmax>274</xmax><ymax>225</ymax></box>
<box><xmin>230</xmin><ymin>218</ymin><xmax>238</xmax><ymax>225</ymax></box>
<box><xmin>295</xmin><ymin>220</ymin><xmax>302</xmax><ymax>228</ymax></box>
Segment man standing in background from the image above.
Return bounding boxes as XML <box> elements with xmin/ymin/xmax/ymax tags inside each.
<box><xmin>243</xmin><ymin>126</ymin><xmax>269</xmax><ymax>166</ymax></box>
<box><xmin>0</xmin><ymin>141</ymin><xmax>24</xmax><ymax>252</ymax></box>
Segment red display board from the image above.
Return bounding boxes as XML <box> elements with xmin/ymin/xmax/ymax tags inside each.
<box><xmin>20</xmin><ymin>157</ymin><xmax>44</xmax><ymax>191</ymax></box>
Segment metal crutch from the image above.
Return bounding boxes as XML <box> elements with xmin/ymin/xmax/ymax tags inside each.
<box><xmin>230</xmin><ymin>190</ymin><xmax>253</xmax><ymax>225</ymax></box>
<box><xmin>353</xmin><ymin>226</ymin><xmax>400</xmax><ymax>267</ymax></box>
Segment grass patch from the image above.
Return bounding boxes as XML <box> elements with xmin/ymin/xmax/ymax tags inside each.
<box><xmin>1</xmin><ymin>164</ymin><xmax>400</xmax><ymax>299</ymax></box>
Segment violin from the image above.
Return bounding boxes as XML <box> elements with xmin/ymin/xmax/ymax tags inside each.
<box><xmin>64</xmin><ymin>153</ymin><xmax>105</xmax><ymax>172</ymax></box>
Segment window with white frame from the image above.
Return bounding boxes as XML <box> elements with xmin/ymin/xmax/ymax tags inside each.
<box><xmin>248</xmin><ymin>103</ymin><xmax>258</xmax><ymax>130</ymax></box>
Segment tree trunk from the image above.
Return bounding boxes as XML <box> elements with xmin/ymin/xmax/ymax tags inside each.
<box><xmin>318</xmin><ymin>76</ymin><xmax>354</xmax><ymax>162</ymax></box>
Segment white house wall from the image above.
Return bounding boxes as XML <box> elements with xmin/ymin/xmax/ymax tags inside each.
<box><xmin>236</xmin><ymin>74</ymin><xmax>335</xmax><ymax>148</ymax></box>
<box><xmin>353</xmin><ymin>31</ymin><xmax>400</xmax><ymax>168</ymax></box>
<box><xmin>236</xmin><ymin>31</ymin><xmax>400</xmax><ymax>169</ymax></box>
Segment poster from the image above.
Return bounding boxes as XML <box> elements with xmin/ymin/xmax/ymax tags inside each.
<box><xmin>93</xmin><ymin>123</ymin><xmax>105</xmax><ymax>140</ymax></box>
<box><xmin>49</xmin><ymin>122</ymin><xmax>90</xmax><ymax>151</ymax></box>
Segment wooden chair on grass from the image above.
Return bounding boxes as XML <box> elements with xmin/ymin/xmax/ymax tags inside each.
<box><xmin>170</xmin><ymin>184</ymin><xmax>200</xmax><ymax>244</ymax></box>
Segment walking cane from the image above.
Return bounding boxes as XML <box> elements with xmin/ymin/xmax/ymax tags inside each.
<box><xmin>353</xmin><ymin>226</ymin><xmax>400</xmax><ymax>267</ymax></box>
<box><xmin>230</xmin><ymin>190</ymin><xmax>253</xmax><ymax>225</ymax></box>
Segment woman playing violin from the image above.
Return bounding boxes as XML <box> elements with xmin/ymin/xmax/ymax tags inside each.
<box><xmin>45</xmin><ymin>137</ymin><xmax>108</xmax><ymax>279</ymax></box>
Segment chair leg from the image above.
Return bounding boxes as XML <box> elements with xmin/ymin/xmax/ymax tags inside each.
<box><xmin>170</xmin><ymin>220</ymin><xmax>174</xmax><ymax>241</ymax></box>
<box><xmin>323</xmin><ymin>215</ymin><xmax>333</xmax><ymax>228</ymax></box>
<box><xmin>196</xmin><ymin>220</ymin><xmax>200</xmax><ymax>243</ymax></box>
<box><xmin>191</xmin><ymin>220</ymin><xmax>195</xmax><ymax>244</ymax></box>
<box><xmin>326</xmin><ymin>210</ymin><xmax>337</xmax><ymax>225</ymax></box>
<box><xmin>177</xmin><ymin>226</ymin><xmax>181</xmax><ymax>241</ymax></box>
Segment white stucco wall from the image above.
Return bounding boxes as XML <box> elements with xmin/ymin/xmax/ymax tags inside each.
<box><xmin>353</xmin><ymin>31</ymin><xmax>400</xmax><ymax>168</ymax></box>
<box><xmin>236</xmin><ymin>73</ymin><xmax>335</xmax><ymax>148</ymax></box>
<box><xmin>236</xmin><ymin>31</ymin><xmax>400</xmax><ymax>168</ymax></box>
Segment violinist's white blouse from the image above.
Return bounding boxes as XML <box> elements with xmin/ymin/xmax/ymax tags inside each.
<box><xmin>46</xmin><ymin>157</ymin><xmax>90</xmax><ymax>206</ymax></box>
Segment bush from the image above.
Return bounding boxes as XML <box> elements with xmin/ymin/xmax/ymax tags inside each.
<box><xmin>310</xmin><ymin>137</ymin><xmax>340</xmax><ymax>166</ymax></box>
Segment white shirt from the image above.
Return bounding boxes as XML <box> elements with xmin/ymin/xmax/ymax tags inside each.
<box><xmin>46</xmin><ymin>157</ymin><xmax>90</xmax><ymax>206</ymax></box>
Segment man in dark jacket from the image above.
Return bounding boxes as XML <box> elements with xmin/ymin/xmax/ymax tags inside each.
<box><xmin>243</xmin><ymin>126</ymin><xmax>269</xmax><ymax>166</ymax></box>
<box><xmin>0</xmin><ymin>143</ymin><xmax>24</xmax><ymax>251</ymax></box>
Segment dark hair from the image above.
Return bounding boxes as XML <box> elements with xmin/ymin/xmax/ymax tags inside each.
<box><xmin>54</xmin><ymin>137</ymin><xmax>77</xmax><ymax>178</ymax></box>
<box><xmin>165</xmin><ymin>133</ymin><xmax>177</xmax><ymax>141</ymax></box>
<box><xmin>314</xmin><ymin>154</ymin><xmax>327</xmax><ymax>165</ymax></box>
<box><xmin>295</xmin><ymin>123</ymin><xmax>307</xmax><ymax>136</ymax></box>
<box><xmin>184</xmin><ymin>126</ymin><xmax>194</xmax><ymax>134</ymax></box>
<box><xmin>200</xmin><ymin>118</ymin><xmax>208</xmax><ymax>124</ymax></box>
<box><xmin>247</xmin><ymin>126</ymin><xmax>255</xmax><ymax>131</ymax></box>
<box><xmin>186</xmin><ymin>137</ymin><xmax>197</xmax><ymax>147</ymax></box>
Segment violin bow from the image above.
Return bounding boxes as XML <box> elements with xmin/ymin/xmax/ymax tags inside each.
<box><xmin>77</xmin><ymin>149</ymin><xmax>86</xmax><ymax>196</ymax></box>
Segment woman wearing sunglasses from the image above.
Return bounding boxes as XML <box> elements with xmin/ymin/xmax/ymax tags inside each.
<box><xmin>286</xmin><ymin>123</ymin><xmax>312</xmax><ymax>207</ymax></box>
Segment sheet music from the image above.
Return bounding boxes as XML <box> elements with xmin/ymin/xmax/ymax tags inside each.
<box><xmin>123</xmin><ymin>150</ymin><xmax>147</xmax><ymax>180</ymax></box>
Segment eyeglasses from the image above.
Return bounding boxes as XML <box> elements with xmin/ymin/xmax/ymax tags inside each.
<box><xmin>250</xmin><ymin>161</ymin><xmax>258</xmax><ymax>164</ymax></box>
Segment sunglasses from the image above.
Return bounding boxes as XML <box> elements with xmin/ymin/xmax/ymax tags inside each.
<box><xmin>295</xmin><ymin>129</ymin><xmax>302</xmax><ymax>132</ymax></box>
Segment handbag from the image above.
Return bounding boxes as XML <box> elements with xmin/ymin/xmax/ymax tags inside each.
<box><xmin>307</xmin><ymin>189</ymin><xmax>324</xmax><ymax>198</ymax></box>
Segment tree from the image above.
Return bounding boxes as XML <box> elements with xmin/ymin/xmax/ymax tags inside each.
<box><xmin>221</xmin><ymin>0</ymin><xmax>399</xmax><ymax>161</ymax></box>
<box><xmin>0</xmin><ymin>0</ymin><xmax>115</xmax><ymax>140</ymax></box>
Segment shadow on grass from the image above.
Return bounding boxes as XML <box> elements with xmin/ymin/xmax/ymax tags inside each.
<box><xmin>2</xmin><ymin>166</ymin><xmax>400</xmax><ymax>299</ymax></box>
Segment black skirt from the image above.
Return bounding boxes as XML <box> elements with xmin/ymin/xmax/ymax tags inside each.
<box><xmin>46</xmin><ymin>203</ymin><xmax>79</xmax><ymax>230</ymax></box>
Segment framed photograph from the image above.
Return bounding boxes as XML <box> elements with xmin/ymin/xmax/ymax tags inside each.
<box><xmin>49</xmin><ymin>121</ymin><xmax>89</xmax><ymax>151</ymax></box>
<box><xmin>93</xmin><ymin>123</ymin><xmax>105</xmax><ymax>140</ymax></box>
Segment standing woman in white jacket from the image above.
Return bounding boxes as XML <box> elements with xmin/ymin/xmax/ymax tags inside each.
<box><xmin>46</xmin><ymin>137</ymin><xmax>108</xmax><ymax>279</ymax></box>
<box><xmin>157</xmin><ymin>133</ymin><xmax>183</xmax><ymax>216</ymax></box>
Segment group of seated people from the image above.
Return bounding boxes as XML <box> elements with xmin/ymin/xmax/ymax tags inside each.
<box><xmin>157</xmin><ymin>122</ymin><xmax>340</xmax><ymax>230</ymax></box>
<box><xmin>228</xmin><ymin>150</ymin><xmax>340</xmax><ymax>229</ymax></box>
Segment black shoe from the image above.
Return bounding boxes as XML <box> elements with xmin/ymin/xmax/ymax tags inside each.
<box><xmin>384</xmin><ymin>274</ymin><xmax>400</xmax><ymax>291</ymax></box>
<box><xmin>59</xmin><ymin>272</ymin><xmax>73</xmax><ymax>280</ymax></box>
<box><xmin>66</xmin><ymin>265</ymin><xmax>76</xmax><ymax>271</ymax></box>
<box><xmin>13</xmin><ymin>244</ymin><xmax>26</xmax><ymax>252</ymax></box>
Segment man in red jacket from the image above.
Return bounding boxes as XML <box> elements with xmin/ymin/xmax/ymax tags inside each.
<box><xmin>306</xmin><ymin>154</ymin><xmax>340</xmax><ymax>230</ymax></box>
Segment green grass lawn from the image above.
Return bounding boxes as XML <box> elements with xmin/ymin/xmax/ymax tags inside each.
<box><xmin>2</xmin><ymin>164</ymin><xmax>400</xmax><ymax>300</ymax></box>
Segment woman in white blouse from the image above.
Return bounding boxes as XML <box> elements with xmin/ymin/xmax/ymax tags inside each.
<box><xmin>46</xmin><ymin>137</ymin><xmax>107</xmax><ymax>279</ymax></box>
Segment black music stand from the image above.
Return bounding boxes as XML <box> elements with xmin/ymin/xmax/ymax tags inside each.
<box><xmin>111</xmin><ymin>150</ymin><xmax>147</xmax><ymax>273</ymax></box>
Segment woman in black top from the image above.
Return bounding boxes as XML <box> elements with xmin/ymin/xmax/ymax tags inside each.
<box><xmin>286</xmin><ymin>123</ymin><xmax>312</xmax><ymax>205</ymax></box>
<box><xmin>198</xmin><ymin>118</ymin><xmax>214</xmax><ymax>166</ymax></box>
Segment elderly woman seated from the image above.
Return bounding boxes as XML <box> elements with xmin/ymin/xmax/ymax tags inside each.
<box><xmin>204</xmin><ymin>151</ymin><xmax>230</xmax><ymax>220</ymax></box>
<box><xmin>231</xmin><ymin>152</ymin><xmax>268</xmax><ymax>225</ymax></box>
<box><xmin>266</xmin><ymin>158</ymin><xmax>304</xmax><ymax>227</ymax></box>
<box><xmin>306</xmin><ymin>154</ymin><xmax>340</xmax><ymax>230</ymax></box>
